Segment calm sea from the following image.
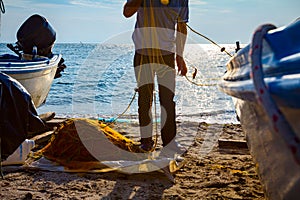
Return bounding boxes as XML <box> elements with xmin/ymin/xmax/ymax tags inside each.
<box><xmin>0</xmin><ymin>42</ymin><xmax>238</xmax><ymax>124</ymax></box>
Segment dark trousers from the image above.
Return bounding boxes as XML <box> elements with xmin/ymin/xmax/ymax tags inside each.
<box><xmin>133</xmin><ymin>52</ymin><xmax>176</xmax><ymax>147</ymax></box>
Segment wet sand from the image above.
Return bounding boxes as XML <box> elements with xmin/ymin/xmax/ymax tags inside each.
<box><xmin>0</xmin><ymin>120</ymin><xmax>266</xmax><ymax>199</ymax></box>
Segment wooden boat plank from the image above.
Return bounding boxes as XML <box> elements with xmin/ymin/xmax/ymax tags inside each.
<box><xmin>30</xmin><ymin>131</ymin><xmax>53</xmax><ymax>145</ymax></box>
<box><xmin>218</xmin><ymin>139</ymin><xmax>248</xmax><ymax>149</ymax></box>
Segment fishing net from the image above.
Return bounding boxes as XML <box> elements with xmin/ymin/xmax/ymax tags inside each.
<box><xmin>35</xmin><ymin>118</ymin><xmax>144</xmax><ymax>170</ymax></box>
<box><xmin>32</xmin><ymin>118</ymin><xmax>185</xmax><ymax>176</ymax></box>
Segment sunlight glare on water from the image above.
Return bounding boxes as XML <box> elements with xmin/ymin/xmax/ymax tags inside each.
<box><xmin>0</xmin><ymin>42</ymin><xmax>238</xmax><ymax>124</ymax></box>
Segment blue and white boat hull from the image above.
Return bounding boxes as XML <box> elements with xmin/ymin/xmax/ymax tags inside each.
<box><xmin>219</xmin><ymin>19</ymin><xmax>300</xmax><ymax>199</ymax></box>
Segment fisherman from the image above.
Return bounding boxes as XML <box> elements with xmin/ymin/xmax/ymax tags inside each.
<box><xmin>123</xmin><ymin>0</ymin><xmax>189</xmax><ymax>155</ymax></box>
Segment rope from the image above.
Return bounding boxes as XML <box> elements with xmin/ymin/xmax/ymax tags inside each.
<box><xmin>184</xmin><ymin>64</ymin><xmax>218</xmax><ymax>87</ymax></box>
<box><xmin>99</xmin><ymin>89</ymin><xmax>137</xmax><ymax>126</ymax></box>
<box><xmin>250</xmin><ymin>24</ymin><xmax>300</xmax><ymax>164</ymax></box>
<box><xmin>185</xmin><ymin>23</ymin><xmax>233</xmax><ymax>58</ymax></box>
<box><xmin>0</xmin><ymin>0</ymin><xmax>5</xmax><ymax>14</ymax></box>
<box><xmin>183</xmin><ymin>60</ymin><xmax>218</xmax><ymax>87</ymax></box>
<box><xmin>166</xmin><ymin>7</ymin><xmax>232</xmax><ymax>58</ymax></box>
<box><xmin>185</xmin><ymin>75</ymin><xmax>216</xmax><ymax>87</ymax></box>
<box><xmin>98</xmin><ymin>87</ymin><xmax>160</xmax><ymax>153</ymax></box>
<box><xmin>166</xmin><ymin>7</ymin><xmax>233</xmax><ymax>86</ymax></box>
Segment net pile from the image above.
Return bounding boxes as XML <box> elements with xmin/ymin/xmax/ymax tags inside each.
<box><xmin>36</xmin><ymin>118</ymin><xmax>143</xmax><ymax>170</ymax></box>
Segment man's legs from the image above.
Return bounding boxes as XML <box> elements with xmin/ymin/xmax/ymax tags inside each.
<box><xmin>134</xmin><ymin>53</ymin><xmax>155</xmax><ymax>150</ymax></box>
<box><xmin>156</xmin><ymin>54</ymin><xmax>176</xmax><ymax>147</ymax></box>
<box><xmin>134</xmin><ymin>53</ymin><xmax>180</xmax><ymax>151</ymax></box>
<box><xmin>159</xmin><ymin>84</ymin><xmax>176</xmax><ymax>146</ymax></box>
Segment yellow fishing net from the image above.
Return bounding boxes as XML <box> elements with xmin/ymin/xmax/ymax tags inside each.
<box><xmin>36</xmin><ymin>118</ymin><xmax>143</xmax><ymax>170</ymax></box>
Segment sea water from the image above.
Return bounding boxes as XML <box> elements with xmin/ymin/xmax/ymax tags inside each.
<box><xmin>0</xmin><ymin>42</ymin><xmax>238</xmax><ymax>124</ymax></box>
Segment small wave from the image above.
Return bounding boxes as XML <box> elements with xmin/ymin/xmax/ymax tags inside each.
<box><xmin>56</xmin><ymin>82</ymin><xmax>74</xmax><ymax>85</ymax></box>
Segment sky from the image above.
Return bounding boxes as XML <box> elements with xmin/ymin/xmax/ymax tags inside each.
<box><xmin>0</xmin><ymin>0</ymin><xmax>299</xmax><ymax>44</ymax></box>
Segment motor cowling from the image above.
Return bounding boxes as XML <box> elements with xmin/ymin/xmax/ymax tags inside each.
<box><xmin>16</xmin><ymin>14</ymin><xmax>56</xmax><ymax>56</ymax></box>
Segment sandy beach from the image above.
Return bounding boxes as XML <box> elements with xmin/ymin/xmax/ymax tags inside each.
<box><xmin>1</xmin><ymin>120</ymin><xmax>265</xmax><ymax>199</ymax></box>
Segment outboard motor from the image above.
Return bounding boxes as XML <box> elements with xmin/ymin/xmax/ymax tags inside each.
<box><xmin>16</xmin><ymin>14</ymin><xmax>56</xmax><ymax>57</ymax></box>
<box><xmin>7</xmin><ymin>14</ymin><xmax>66</xmax><ymax>78</ymax></box>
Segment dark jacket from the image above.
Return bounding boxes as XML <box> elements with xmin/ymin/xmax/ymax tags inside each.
<box><xmin>0</xmin><ymin>72</ymin><xmax>45</xmax><ymax>160</ymax></box>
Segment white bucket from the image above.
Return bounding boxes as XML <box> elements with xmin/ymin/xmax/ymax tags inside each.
<box><xmin>2</xmin><ymin>139</ymin><xmax>35</xmax><ymax>165</ymax></box>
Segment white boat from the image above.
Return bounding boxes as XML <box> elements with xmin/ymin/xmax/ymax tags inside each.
<box><xmin>0</xmin><ymin>14</ymin><xmax>65</xmax><ymax>108</ymax></box>
<box><xmin>0</xmin><ymin>53</ymin><xmax>62</xmax><ymax>107</ymax></box>
<box><xmin>219</xmin><ymin>18</ymin><xmax>300</xmax><ymax>199</ymax></box>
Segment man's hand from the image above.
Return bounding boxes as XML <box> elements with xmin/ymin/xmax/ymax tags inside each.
<box><xmin>176</xmin><ymin>55</ymin><xmax>187</xmax><ymax>76</ymax></box>
<box><xmin>176</xmin><ymin>22</ymin><xmax>187</xmax><ymax>76</ymax></box>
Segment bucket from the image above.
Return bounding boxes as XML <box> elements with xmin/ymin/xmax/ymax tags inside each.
<box><xmin>2</xmin><ymin>139</ymin><xmax>35</xmax><ymax>165</ymax></box>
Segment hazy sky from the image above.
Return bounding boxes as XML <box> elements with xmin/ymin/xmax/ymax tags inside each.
<box><xmin>0</xmin><ymin>0</ymin><xmax>299</xmax><ymax>44</ymax></box>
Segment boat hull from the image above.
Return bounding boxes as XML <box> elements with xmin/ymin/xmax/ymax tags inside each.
<box><xmin>234</xmin><ymin>97</ymin><xmax>300</xmax><ymax>200</ymax></box>
<box><xmin>219</xmin><ymin>19</ymin><xmax>300</xmax><ymax>199</ymax></box>
<box><xmin>0</xmin><ymin>54</ymin><xmax>61</xmax><ymax>107</ymax></box>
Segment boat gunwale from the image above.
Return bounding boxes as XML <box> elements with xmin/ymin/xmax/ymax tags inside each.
<box><xmin>0</xmin><ymin>54</ymin><xmax>62</xmax><ymax>74</ymax></box>
<box><xmin>219</xmin><ymin>73</ymin><xmax>300</xmax><ymax>109</ymax></box>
